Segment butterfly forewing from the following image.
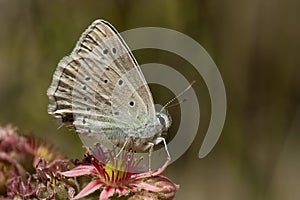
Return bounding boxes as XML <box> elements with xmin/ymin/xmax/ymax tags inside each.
<box><xmin>47</xmin><ymin>19</ymin><xmax>156</xmax><ymax>142</ymax></box>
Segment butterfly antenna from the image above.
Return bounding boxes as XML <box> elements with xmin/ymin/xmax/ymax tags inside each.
<box><xmin>160</xmin><ymin>80</ymin><xmax>196</xmax><ymax>112</ymax></box>
<box><xmin>166</xmin><ymin>98</ymin><xmax>188</xmax><ymax>109</ymax></box>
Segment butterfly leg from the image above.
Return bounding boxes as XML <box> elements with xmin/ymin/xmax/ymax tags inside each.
<box><xmin>147</xmin><ymin>137</ymin><xmax>171</xmax><ymax>172</ymax></box>
<box><xmin>148</xmin><ymin>142</ymin><xmax>154</xmax><ymax>171</ymax></box>
<box><xmin>115</xmin><ymin>136</ymin><xmax>133</xmax><ymax>159</ymax></box>
<box><xmin>156</xmin><ymin>137</ymin><xmax>171</xmax><ymax>161</ymax></box>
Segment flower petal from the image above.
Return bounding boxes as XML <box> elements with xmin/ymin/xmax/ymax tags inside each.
<box><xmin>131</xmin><ymin>181</ymin><xmax>163</xmax><ymax>193</ymax></box>
<box><xmin>147</xmin><ymin>176</ymin><xmax>180</xmax><ymax>199</ymax></box>
<box><xmin>99</xmin><ymin>186</ymin><xmax>115</xmax><ymax>200</ymax></box>
<box><xmin>116</xmin><ymin>186</ymin><xmax>128</xmax><ymax>197</ymax></box>
<box><xmin>60</xmin><ymin>165</ymin><xmax>96</xmax><ymax>177</ymax></box>
<box><xmin>73</xmin><ymin>180</ymin><xmax>103</xmax><ymax>199</ymax></box>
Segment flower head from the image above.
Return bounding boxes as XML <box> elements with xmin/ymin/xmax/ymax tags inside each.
<box><xmin>61</xmin><ymin>144</ymin><xmax>179</xmax><ymax>200</ymax></box>
<box><xmin>0</xmin><ymin>124</ymin><xmax>75</xmax><ymax>199</ymax></box>
<box><xmin>26</xmin><ymin>136</ymin><xmax>63</xmax><ymax>167</ymax></box>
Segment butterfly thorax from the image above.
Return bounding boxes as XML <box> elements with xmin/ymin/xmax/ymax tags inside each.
<box><xmin>112</xmin><ymin>112</ymin><xmax>172</xmax><ymax>152</ymax></box>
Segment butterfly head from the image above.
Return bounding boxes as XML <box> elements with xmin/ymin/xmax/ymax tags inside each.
<box><xmin>156</xmin><ymin>111</ymin><xmax>172</xmax><ymax>132</ymax></box>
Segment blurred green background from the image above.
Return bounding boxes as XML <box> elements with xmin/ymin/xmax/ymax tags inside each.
<box><xmin>0</xmin><ymin>1</ymin><xmax>299</xmax><ymax>199</ymax></box>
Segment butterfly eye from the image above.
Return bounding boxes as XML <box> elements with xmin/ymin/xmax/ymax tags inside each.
<box><xmin>85</xmin><ymin>77</ymin><xmax>91</xmax><ymax>81</ymax></box>
<box><xmin>129</xmin><ymin>101</ymin><xmax>135</xmax><ymax>106</ymax></box>
<box><xmin>112</xmin><ymin>47</ymin><xmax>116</xmax><ymax>54</ymax></box>
<box><xmin>104</xmin><ymin>79</ymin><xmax>108</xmax><ymax>83</ymax></box>
<box><xmin>158</xmin><ymin>116</ymin><xmax>166</xmax><ymax>127</ymax></box>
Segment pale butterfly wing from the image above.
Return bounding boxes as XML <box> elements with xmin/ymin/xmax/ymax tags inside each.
<box><xmin>47</xmin><ymin>19</ymin><xmax>157</xmax><ymax>142</ymax></box>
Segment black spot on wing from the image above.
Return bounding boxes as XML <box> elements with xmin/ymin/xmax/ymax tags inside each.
<box><xmin>62</xmin><ymin>112</ymin><xmax>74</xmax><ymax>123</ymax></box>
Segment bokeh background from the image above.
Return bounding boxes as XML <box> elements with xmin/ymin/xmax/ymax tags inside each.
<box><xmin>0</xmin><ymin>1</ymin><xmax>299</xmax><ymax>199</ymax></box>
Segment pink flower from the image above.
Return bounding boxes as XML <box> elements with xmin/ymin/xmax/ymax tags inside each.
<box><xmin>0</xmin><ymin>124</ymin><xmax>75</xmax><ymax>199</ymax></box>
<box><xmin>26</xmin><ymin>136</ymin><xmax>63</xmax><ymax>167</ymax></box>
<box><xmin>61</xmin><ymin>144</ymin><xmax>179</xmax><ymax>200</ymax></box>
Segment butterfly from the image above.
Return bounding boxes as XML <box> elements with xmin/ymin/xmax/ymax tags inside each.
<box><xmin>47</xmin><ymin>19</ymin><xmax>171</xmax><ymax>166</ymax></box>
